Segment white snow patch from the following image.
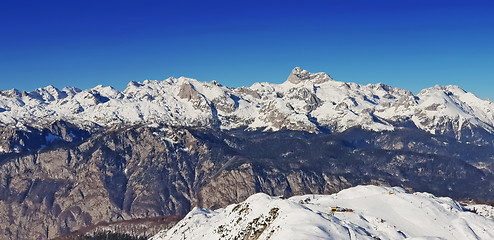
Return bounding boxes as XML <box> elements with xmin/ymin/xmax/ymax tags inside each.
<box><xmin>152</xmin><ymin>185</ymin><xmax>494</xmax><ymax>240</ymax></box>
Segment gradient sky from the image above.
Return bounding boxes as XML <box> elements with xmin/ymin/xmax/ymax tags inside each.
<box><xmin>1</xmin><ymin>0</ymin><xmax>493</xmax><ymax>99</ymax></box>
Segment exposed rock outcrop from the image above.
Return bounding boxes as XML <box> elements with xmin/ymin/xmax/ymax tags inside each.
<box><xmin>1</xmin><ymin>125</ymin><xmax>493</xmax><ymax>239</ymax></box>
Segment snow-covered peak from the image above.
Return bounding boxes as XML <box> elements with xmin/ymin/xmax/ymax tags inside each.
<box><xmin>0</xmin><ymin>89</ymin><xmax>22</xmax><ymax>98</ymax></box>
<box><xmin>30</xmin><ymin>85</ymin><xmax>68</xmax><ymax>101</ymax></box>
<box><xmin>285</xmin><ymin>67</ymin><xmax>333</xmax><ymax>84</ymax></box>
<box><xmin>151</xmin><ymin>185</ymin><xmax>494</xmax><ymax>240</ymax></box>
<box><xmin>412</xmin><ymin>84</ymin><xmax>494</xmax><ymax>135</ymax></box>
<box><xmin>419</xmin><ymin>85</ymin><xmax>467</xmax><ymax>96</ymax></box>
<box><xmin>61</xmin><ymin>87</ymin><xmax>82</xmax><ymax>97</ymax></box>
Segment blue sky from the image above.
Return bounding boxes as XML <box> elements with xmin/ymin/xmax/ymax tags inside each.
<box><xmin>1</xmin><ymin>0</ymin><xmax>493</xmax><ymax>99</ymax></box>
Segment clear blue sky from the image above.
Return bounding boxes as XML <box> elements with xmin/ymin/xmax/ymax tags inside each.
<box><xmin>1</xmin><ymin>0</ymin><xmax>493</xmax><ymax>99</ymax></box>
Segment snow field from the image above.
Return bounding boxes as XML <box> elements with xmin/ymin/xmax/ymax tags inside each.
<box><xmin>152</xmin><ymin>185</ymin><xmax>494</xmax><ymax>240</ymax></box>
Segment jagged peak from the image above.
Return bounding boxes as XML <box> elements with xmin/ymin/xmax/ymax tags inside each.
<box><xmin>59</xmin><ymin>87</ymin><xmax>82</xmax><ymax>98</ymax></box>
<box><xmin>126</xmin><ymin>80</ymin><xmax>143</xmax><ymax>89</ymax></box>
<box><xmin>29</xmin><ymin>85</ymin><xmax>68</xmax><ymax>100</ymax></box>
<box><xmin>0</xmin><ymin>88</ymin><xmax>22</xmax><ymax>98</ymax></box>
<box><xmin>286</xmin><ymin>67</ymin><xmax>333</xmax><ymax>84</ymax></box>
<box><xmin>291</xmin><ymin>67</ymin><xmax>307</xmax><ymax>75</ymax></box>
<box><xmin>364</xmin><ymin>82</ymin><xmax>415</xmax><ymax>97</ymax></box>
<box><xmin>38</xmin><ymin>84</ymin><xmax>58</xmax><ymax>90</ymax></box>
<box><xmin>210</xmin><ymin>80</ymin><xmax>222</xmax><ymax>87</ymax></box>
<box><xmin>89</xmin><ymin>85</ymin><xmax>121</xmax><ymax>99</ymax></box>
<box><xmin>62</xmin><ymin>86</ymin><xmax>82</xmax><ymax>92</ymax></box>
<box><xmin>419</xmin><ymin>85</ymin><xmax>467</xmax><ymax>96</ymax></box>
<box><xmin>34</xmin><ymin>85</ymin><xmax>61</xmax><ymax>94</ymax></box>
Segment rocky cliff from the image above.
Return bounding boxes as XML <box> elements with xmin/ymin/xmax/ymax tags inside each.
<box><xmin>1</xmin><ymin>124</ymin><xmax>493</xmax><ymax>239</ymax></box>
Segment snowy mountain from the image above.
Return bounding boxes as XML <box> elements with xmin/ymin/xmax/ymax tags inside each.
<box><xmin>151</xmin><ymin>185</ymin><xmax>494</xmax><ymax>240</ymax></box>
<box><xmin>2</xmin><ymin>68</ymin><xmax>494</xmax><ymax>239</ymax></box>
<box><xmin>2</xmin><ymin>67</ymin><xmax>494</xmax><ymax>147</ymax></box>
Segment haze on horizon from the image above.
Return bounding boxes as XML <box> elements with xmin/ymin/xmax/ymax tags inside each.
<box><xmin>1</xmin><ymin>0</ymin><xmax>493</xmax><ymax>99</ymax></box>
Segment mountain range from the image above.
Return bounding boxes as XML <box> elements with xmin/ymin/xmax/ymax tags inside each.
<box><xmin>1</xmin><ymin>68</ymin><xmax>494</xmax><ymax>239</ymax></box>
<box><xmin>2</xmin><ymin>67</ymin><xmax>494</xmax><ymax>150</ymax></box>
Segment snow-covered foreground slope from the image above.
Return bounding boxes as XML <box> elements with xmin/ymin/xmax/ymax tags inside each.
<box><xmin>1</xmin><ymin>68</ymin><xmax>494</xmax><ymax>144</ymax></box>
<box><xmin>151</xmin><ymin>185</ymin><xmax>494</xmax><ymax>240</ymax></box>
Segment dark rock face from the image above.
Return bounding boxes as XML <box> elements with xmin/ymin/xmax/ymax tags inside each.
<box><xmin>0</xmin><ymin>125</ymin><xmax>494</xmax><ymax>239</ymax></box>
<box><xmin>0</xmin><ymin>121</ymin><xmax>93</xmax><ymax>154</ymax></box>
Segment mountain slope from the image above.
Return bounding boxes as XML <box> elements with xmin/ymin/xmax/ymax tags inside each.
<box><xmin>151</xmin><ymin>185</ymin><xmax>494</xmax><ymax>240</ymax></box>
<box><xmin>1</xmin><ymin>125</ymin><xmax>493</xmax><ymax>239</ymax></box>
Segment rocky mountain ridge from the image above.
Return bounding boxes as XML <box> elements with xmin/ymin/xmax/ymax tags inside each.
<box><xmin>2</xmin><ymin>68</ymin><xmax>494</xmax><ymax>154</ymax></box>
